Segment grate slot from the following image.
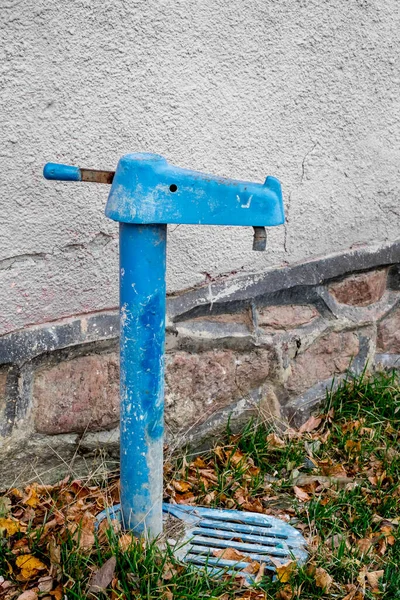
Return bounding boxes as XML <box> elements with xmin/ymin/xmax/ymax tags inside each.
<box><xmin>190</xmin><ymin>536</ymin><xmax>291</xmax><ymax>558</ymax></box>
<box><xmin>197</xmin><ymin>519</ymin><xmax>288</xmax><ymax>539</ymax></box>
<box><xmin>186</xmin><ymin>554</ymin><xmax>255</xmax><ymax>571</ymax></box>
<box><xmin>194</xmin><ymin>526</ymin><xmax>290</xmax><ymax>547</ymax></box>
<box><xmin>187</xmin><ymin>544</ymin><xmax>284</xmax><ymax>564</ymax></box>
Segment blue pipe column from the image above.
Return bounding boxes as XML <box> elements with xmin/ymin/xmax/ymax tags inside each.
<box><xmin>119</xmin><ymin>222</ymin><xmax>167</xmax><ymax>536</ymax></box>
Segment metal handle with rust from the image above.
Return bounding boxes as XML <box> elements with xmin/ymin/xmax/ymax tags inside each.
<box><xmin>44</xmin><ymin>163</ymin><xmax>114</xmax><ymax>184</ymax></box>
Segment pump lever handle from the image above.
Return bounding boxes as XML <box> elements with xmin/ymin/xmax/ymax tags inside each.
<box><xmin>44</xmin><ymin>163</ymin><xmax>114</xmax><ymax>185</ymax></box>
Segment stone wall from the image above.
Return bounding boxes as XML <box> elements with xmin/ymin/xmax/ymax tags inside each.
<box><xmin>0</xmin><ymin>241</ymin><xmax>399</xmax><ymax>487</ymax></box>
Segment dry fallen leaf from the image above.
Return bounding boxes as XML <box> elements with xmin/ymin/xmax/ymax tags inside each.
<box><xmin>381</xmin><ymin>525</ymin><xmax>396</xmax><ymax>545</ymax></box>
<box><xmin>69</xmin><ymin>511</ymin><xmax>96</xmax><ymax>552</ymax></box>
<box><xmin>293</xmin><ymin>486</ymin><xmax>311</xmax><ymax>502</ymax></box>
<box><xmin>15</xmin><ymin>554</ymin><xmax>47</xmax><ymax>580</ymax></box>
<box><xmin>226</xmin><ymin>448</ymin><xmax>246</xmax><ymax>467</ymax></box>
<box><xmin>341</xmin><ymin>583</ymin><xmax>364</xmax><ymax>600</ymax></box>
<box><xmin>171</xmin><ymin>480</ymin><xmax>192</xmax><ymax>493</ymax></box>
<box><xmin>37</xmin><ymin>576</ymin><xmax>53</xmax><ymax>593</ymax></box>
<box><xmin>314</xmin><ymin>566</ymin><xmax>333</xmax><ymax>592</ymax></box>
<box><xmin>357</xmin><ymin>566</ymin><xmax>368</xmax><ymax>589</ymax></box>
<box><xmin>0</xmin><ymin>517</ymin><xmax>26</xmax><ymax>536</ymax></box>
<box><xmin>357</xmin><ymin>537</ymin><xmax>373</xmax><ymax>554</ymax></box>
<box><xmin>366</xmin><ymin>570</ymin><xmax>384</xmax><ymax>593</ymax></box>
<box><xmin>118</xmin><ymin>533</ymin><xmax>134</xmax><ymax>552</ymax></box>
<box><xmin>345</xmin><ymin>440</ymin><xmax>361</xmax><ymax>454</ymax></box>
<box><xmin>162</xmin><ymin>560</ymin><xmax>179</xmax><ymax>581</ymax></box>
<box><xmin>23</xmin><ymin>486</ymin><xmax>41</xmax><ymax>508</ymax></box>
<box><xmin>88</xmin><ymin>556</ymin><xmax>117</xmax><ymax>595</ymax></box>
<box><xmin>266</xmin><ymin>433</ymin><xmax>286</xmax><ymax>448</ymax></box>
<box><xmin>213</xmin><ymin>547</ymin><xmax>250</xmax><ymax>562</ymax></box>
<box><xmin>16</xmin><ymin>591</ymin><xmax>38</xmax><ymax>600</ymax></box>
<box><xmin>299</xmin><ymin>415</ymin><xmax>322</xmax><ymax>434</ymax></box>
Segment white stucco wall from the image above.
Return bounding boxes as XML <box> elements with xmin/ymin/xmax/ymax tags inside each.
<box><xmin>1</xmin><ymin>0</ymin><xmax>399</xmax><ymax>335</ymax></box>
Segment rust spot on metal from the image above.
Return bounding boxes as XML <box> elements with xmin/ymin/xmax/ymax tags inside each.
<box><xmin>80</xmin><ymin>168</ymin><xmax>115</xmax><ymax>184</ymax></box>
<box><xmin>252</xmin><ymin>226</ymin><xmax>267</xmax><ymax>251</ymax></box>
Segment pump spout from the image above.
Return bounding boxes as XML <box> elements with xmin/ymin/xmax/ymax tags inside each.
<box><xmin>252</xmin><ymin>226</ymin><xmax>267</xmax><ymax>251</ymax></box>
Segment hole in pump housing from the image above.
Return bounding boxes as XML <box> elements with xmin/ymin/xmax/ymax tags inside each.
<box><xmin>169</xmin><ymin>184</ymin><xmax>178</xmax><ymax>193</ymax></box>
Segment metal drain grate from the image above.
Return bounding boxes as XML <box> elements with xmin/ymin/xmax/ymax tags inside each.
<box><xmin>163</xmin><ymin>504</ymin><xmax>308</xmax><ymax>579</ymax></box>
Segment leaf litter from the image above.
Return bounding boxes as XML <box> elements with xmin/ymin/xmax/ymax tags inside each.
<box><xmin>0</xmin><ymin>370</ymin><xmax>398</xmax><ymax>599</ymax></box>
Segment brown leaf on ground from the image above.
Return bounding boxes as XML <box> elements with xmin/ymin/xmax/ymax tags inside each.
<box><xmin>118</xmin><ymin>533</ymin><xmax>134</xmax><ymax>552</ymax></box>
<box><xmin>171</xmin><ymin>480</ymin><xmax>192</xmax><ymax>493</ymax></box>
<box><xmin>357</xmin><ymin>566</ymin><xmax>368</xmax><ymax>588</ymax></box>
<box><xmin>162</xmin><ymin>561</ymin><xmax>177</xmax><ymax>581</ymax></box>
<box><xmin>293</xmin><ymin>486</ymin><xmax>311</xmax><ymax>502</ymax></box>
<box><xmin>366</xmin><ymin>570</ymin><xmax>384</xmax><ymax>593</ymax></box>
<box><xmin>16</xmin><ymin>591</ymin><xmax>38</xmax><ymax>600</ymax></box>
<box><xmin>266</xmin><ymin>433</ymin><xmax>285</xmax><ymax>448</ymax></box>
<box><xmin>254</xmin><ymin>562</ymin><xmax>265</xmax><ymax>583</ymax></box>
<box><xmin>241</xmin><ymin>498</ymin><xmax>264</xmax><ymax>513</ymax></box>
<box><xmin>174</xmin><ymin>492</ymin><xmax>197</xmax><ymax>505</ymax></box>
<box><xmin>345</xmin><ymin>440</ymin><xmax>361</xmax><ymax>454</ymax></box>
<box><xmin>203</xmin><ymin>491</ymin><xmax>216</xmax><ymax>505</ymax></box>
<box><xmin>357</xmin><ymin>537</ymin><xmax>373</xmax><ymax>554</ymax></box>
<box><xmin>299</xmin><ymin>415</ymin><xmax>322</xmax><ymax>434</ymax></box>
<box><xmin>315</xmin><ymin>567</ymin><xmax>333</xmax><ymax>591</ymax></box>
<box><xmin>276</xmin><ymin>584</ymin><xmax>295</xmax><ymax>599</ymax></box>
<box><xmin>197</xmin><ymin>468</ymin><xmax>218</xmax><ymax>483</ymax></box>
<box><xmin>225</xmin><ymin>448</ymin><xmax>246</xmax><ymax>467</ymax></box>
<box><xmin>213</xmin><ymin>547</ymin><xmax>250</xmax><ymax>562</ymax></box>
<box><xmin>381</xmin><ymin>525</ymin><xmax>396</xmax><ymax>545</ymax></box>
<box><xmin>37</xmin><ymin>576</ymin><xmax>53</xmax><ymax>593</ymax></box>
<box><xmin>342</xmin><ymin>583</ymin><xmax>364</xmax><ymax>600</ymax></box>
<box><xmin>214</xmin><ymin>446</ymin><xmax>226</xmax><ymax>462</ymax></box>
<box><xmin>88</xmin><ymin>556</ymin><xmax>116</xmax><ymax>595</ymax></box>
<box><xmin>319</xmin><ymin>460</ymin><xmax>348</xmax><ymax>478</ymax></box>
<box><xmin>191</xmin><ymin>456</ymin><xmax>208</xmax><ymax>469</ymax></box>
<box><xmin>243</xmin><ymin>561</ymin><xmax>261</xmax><ymax>574</ymax></box>
<box><xmin>367</xmin><ymin>569</ymin><xmax>384</xmax><ymax>594</ymax></box>
<box><xmin>22</xmin><ymin>486</ymin><xmax>42</xmax><ymax>508</ymax></box>
<box><xmin>69</xmin><ymin>511</ymin><xmax>96</xmax><ymax>552</ymax></box>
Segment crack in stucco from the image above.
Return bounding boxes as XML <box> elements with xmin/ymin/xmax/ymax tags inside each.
<box><xmin>300</xmin><ymin>142</ymin><xmax>318</xmax><ymax>185</ymax></box>
<box><xmin>0</xmin><ymin>232</ymin><xmax>116</xmax><ymax>272</ymax></box>
<box><xmin>0</xmin><ymin>253</ymin><xmax>47</xmax><ymax>271</ymax></box>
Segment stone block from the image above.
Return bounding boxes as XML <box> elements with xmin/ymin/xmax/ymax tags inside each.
<box><xmin>165</xmin><ymin>348</ymin><xmax>272</xmax><ymax>433</ymax></box>
<box><xmin>258</xmin><ymin>304</ymin><xmax>318</xmax><ymax>329</ymax></box>
<box><xmin>33</xmin><ymin>353</ymin><xmax>120</xmax><ymax>434</ymax></box>
<box><xmin>329</xmin><ymin>269</ymin><xmax>387</xmax><ymax>307</ymax></box>
<box><xmin>286</xmin><ymin>331</ymin><xmax>360</xmax><ymax>396</ymax></box>
<box><xmin>377</xmin><ymin>307</ymin><xmax>400</xmax><ymax>354</ymax></box>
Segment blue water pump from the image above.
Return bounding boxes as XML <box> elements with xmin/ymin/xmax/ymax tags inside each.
<box><xmin>44</xmin><ymin>154</ymin><xmax>307</xmax><ymax>577</ymax></box>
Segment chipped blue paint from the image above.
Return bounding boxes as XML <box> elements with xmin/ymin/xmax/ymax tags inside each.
<box><xmin>43</xmin><ymin>163</ymin><xmax>81</xmax><ymax>181</ymax></box>
<box><xmin>105</xmin><ymin>153</ymin><xmax>284</xmax><ymax>227</ymax></box>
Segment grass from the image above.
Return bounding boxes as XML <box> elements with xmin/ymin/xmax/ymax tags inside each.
<box><xmin>0</xmin><ymin>369</ymin><xmax>399</xmax><ymax>599</ymax></box>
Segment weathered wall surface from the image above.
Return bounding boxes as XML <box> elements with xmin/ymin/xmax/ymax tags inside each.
<box><xmin>0</xmin><ymin>242</ymin><xmax>399</xmax><ymax>487</ymax></box>
<box><xmin>1</xmin><ymin>0</ymin><xmax>400</xmax><ymax>335</ymax></box>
